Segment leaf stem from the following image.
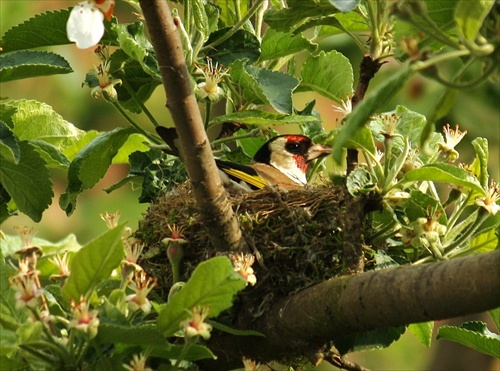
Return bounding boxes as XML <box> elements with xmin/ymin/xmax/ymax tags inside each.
<box><xmin>111</xmin><ymin>101</ymin><xmax>161</xmax><ymax>144</ymax></box>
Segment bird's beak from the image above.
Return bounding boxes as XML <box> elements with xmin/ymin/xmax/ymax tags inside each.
<box><xmin>307</xmin><ymin>143</ymin><xmax>332</xmax><ymax>162</ymax></box>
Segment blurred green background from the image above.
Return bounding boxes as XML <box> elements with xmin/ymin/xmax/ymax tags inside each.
<box><xmin>1</xmin><ymin>2</ymin><xmax>499</xmax><ymax>370</ymax></box>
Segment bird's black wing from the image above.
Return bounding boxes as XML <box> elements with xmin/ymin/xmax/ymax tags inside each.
<box><xmin>215</xmin><ymin>160</ymin><xmax>267</xmax><ymax>190</ymax></box>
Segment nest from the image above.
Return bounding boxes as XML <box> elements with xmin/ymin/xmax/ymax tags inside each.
<box><xmin>135</xmin><ymin>183</ymin><xmax>372</xmax><ymax>304</ymax></box>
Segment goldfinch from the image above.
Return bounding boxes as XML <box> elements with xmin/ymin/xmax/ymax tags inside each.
<box><xmin>156</xmin><ymin>127</ymin><xmax>331</xmax><ymax>191</ymax></box>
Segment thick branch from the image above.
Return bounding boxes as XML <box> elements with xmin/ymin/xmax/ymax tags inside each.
<box><xmin>208</xmin><ymin>250</ymin><xmax>500</xmax><ymax>368</ymax></box>
<box><xmin>138</xmin><ymin>0</ymin><xmax>244</xmax><ymax>251</ymax></box>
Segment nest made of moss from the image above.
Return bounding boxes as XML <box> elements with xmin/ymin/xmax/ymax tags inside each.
<box><xmin>135</xmin><ymin>183</ymin><xmax>373</xmax><ymax>304</ymax></box>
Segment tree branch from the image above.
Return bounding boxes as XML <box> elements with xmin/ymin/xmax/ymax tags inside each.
<box><xmin>138</xmin><ymin>0</ymin><xmax>244</xmax><ymax>252</ymax></box>
<box><xmin>206</xmin><ymin>250</ymin><xmax>500</xmax><ymax>369</ymax></box>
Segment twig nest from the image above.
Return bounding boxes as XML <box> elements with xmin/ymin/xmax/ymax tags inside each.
<box><xmin>136</xmin><ymin>183</ymin><xmax>366</xmax><ymax>299</ymax></box>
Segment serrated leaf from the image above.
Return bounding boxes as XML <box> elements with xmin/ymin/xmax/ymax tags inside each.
<box><xmin>455</xmin><ymin>0</ymin><xmax>495</xmax><ymax>42</ymax></box>
<box><xmin>62</xmin><ymin>224</ymin><xmax>125</xmax><ymax>301</ymax></box>
<box><xmin>0</xmin><ymin>50</ymin><xmax>72</xmax><ymax>83</ymax></box>
<box><xmin>471</xmin><ymin>138</ymin><xmax>489</xmax><ymax>188</ymax></box>
<box><xmin>9</xmin><ymin>100</ymin><xmax>84</xmax><ymax>150</ymax></box>
<box><xmin>259</xmin><ymin>28</ymin><xmax>317</xmax><ymax>61</ymax></box>
<box><xmin>157</xmin><ymin>256</ymin><xmax>245</xmax><ymax>337</ymax></box>
<box><xmin>0</xmin><ymin>9</ymin><xmax>118</xmax><ymax>52</ymax></box>
<box><xmin>401</xmin><ymin>164</ymin><xmax>485</xmax><ymax>196</ymax></box>
<box><xmin>209</xmin><ymin>110</ymin><xmax>320</xmax><ymax>127</ymax></box>
<box><xmin>298</xmin><ymin>50</ymin><xmax>353</xmax><ymax>104</ymax></box>
<box><xmin>192</xmin><ymin>0</ymin><xmax>210</xmax><ymax>41</ymax></box>
<box><xmin>345</xmin><ymin>125</ymin><xmax>376</xmax><ymax>155</ymax></box>
<box><xmin>205</xmin><ymin>28</ymin><xmax>260</xmax><ymax>67</ymax></box>
<box><xmin>112</xmin><ymin>21</ymin><xmax>160</xmax><ymax>78</ymax></box>
<box><xmin>332</xmin><ymin>66</ymin><xmax>414</xmax><ymax>162</ymax></box>
<box><xmin>60</xmin><ymin>127</ymin><xmax>136</xmax><ymax>215</ymax></box>
<box><xmin>437</xmin><ymin>321</ymin><xmax>500</xmax><ymax>358</ymax></box>
<box><xmin>0</xmin><ymin>121</ymin><xmax>20</xmax><ymax>163</ymax></box>
<box><xmin>406</xmin><ymin>190</ymin><xmax>447</xmax><ymax>226</ymax></box>
<box><xmin>0</xmin><ymin>141</ymin><xmax>52</xmax><ymax>222</ymax></box>
<box><xmin>30</xmin><ymin>140</ymin><xmax>70</xmax><ymax>168</ymax></box>
<box><xmin>408</xmin><ymin>322</ymin><xmax>434</xmax><ymax>347</ymax></box>
<box><xmin>0</xmin><ymin>10</ymin><xmax>71</xmax><ymax>52</ymax></box>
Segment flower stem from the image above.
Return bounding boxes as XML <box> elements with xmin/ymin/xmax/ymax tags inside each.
<box><xmin>122</xmin><ymin>80</ymin><xmax>162</xmax><ymax>128</ymax></box>
<box><xmin>111</xmin><ymin>101</ymin><xmax>161</xmax><ymax>144</ymax></box>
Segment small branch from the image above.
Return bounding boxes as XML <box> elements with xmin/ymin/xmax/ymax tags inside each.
<box><xmin>138</xmin><ymin>0</ymin><xmax>245</xmax><ymax>252</ymax></box>
<box><xmin>343</xmin><ymin>55</ymin><xmax>384</xmax><ymax>273</ymax></box>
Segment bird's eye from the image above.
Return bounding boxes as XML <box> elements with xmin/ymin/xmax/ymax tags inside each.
<box><xmin>285</xmin><ymin>142</ymin><xmax>303</xmax><ymax>153</ymax></box>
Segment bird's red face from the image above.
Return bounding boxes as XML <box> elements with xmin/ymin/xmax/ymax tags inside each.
<box><xmin>253</xmin><ymin>135</ymin><xmax>332</xmax><ymax>185</ymax></box>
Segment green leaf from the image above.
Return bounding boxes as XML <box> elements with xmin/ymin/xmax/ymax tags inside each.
<box><xmin>259</xmin><ymin>28</ymin><xmax>317</xmax><ymax>61</ymax></box>
<box><xmin>332</xmin><ymin>65</ymin><xmax>413</xmax><ymax>163</ymax></box>
<box><xmin>0</xmin><ymin>10</ymin><xmax>71</xmax><ymax>52</ymax></box>
<box><xmin>0</xmin><ymin>50</ymin><xmax>72</xmax><ymax>83</ymax></box>
<box><xmin>408</xmin><ymin>322</ymin><xmax>434</xmax><ymax>347</ymax></box>
<box><xmin>209</xmin><ymin>110</ymin><xmax>320</xmax><ymax>127</ymax></box>
<box><xmin>8</xmin><ymin>100</ymin><xmax>84</xmax><ymax>150</ymax></box>
<box><xmin>247</xmin><ymin>65</ymin><xmax>299</xmax><ymax>113</ymax></box>
<box><xmin>489</xmin><ymin>308</ymin><xmax>500</xmax><ymax>332</ymax></box>
<box><xmin>455</xmin><ymin>0</ymin><xmax>495</xmax><ymax>42</ymax></box>
<box><xmin>345</xmin><ymin>125</ymin><xmax>377</xmax><ymax>155</ymax></box>
<box><xmin>30</xmin><ymin>140</ymin><xmax>70</xmax><ymax>169</ymax></box>
<box><xmin>0</xmin><ymin>250</ymin><xmax>19</xmax><ymax>326</ymax></box>
<box><xmin>157</xmin><ymin>256</ymin><xmax>245</xmax><ymax>337</ymax></box>
<box><xmin>264</xmin><ymin>0</ymin><xmax>340</xmax><ymax>32</ymax></box>
<box><xmin>0</xmin><ymin>141</ymin><xmax>52</xmax><ymax>222</ymax></box>
<box><xmin>467</xmin><ymin>229</ymin><xmax>499</xmax><ymax>255</ymax></box>
<box><xmin>406</xmin><ymin>190</ymin><xmax>447</xmax><ymax>226</ymax></box>
<box><xmin>209</xmin><ymin>320</ymin><xmax>265</xmax><ymax>337</ymax></box>
<box><xmin>149</xmin><ymin>343</ymin><xmax>216</xmax><ymax>361</ymax></box>
<box><xmin>298</xmin><ymin>50</ymin><xmax>353</xmax><ymax>104</ymax></box>
<box><xmin>60</xmin><ymin>127</ymin><xmax>136</xmax><ymax>215</ymax></box>
<box><xmin>437</xmin><ymin>321</ymin><xmax>500</xmax><ymax>358</ymax></box>
<box><xmin>316</xmin><ymin>12</ymin><xmax>370</xmax><ymax>38</ymax></box>
<box><xmin>192</xmin><ymin>0</ymin><xmax>210</xmax><ymax>42</ymax></box>
<box><xmin>346</xmin><ymin>167</ymin><xmax>376</xmax><ymax>196</ymax></box>
<box><xmin>0</xmin><ymin>121</ymin><xmax>20</xmax><ymax>163</ymax></box>
<box><xmin>108</xmin><ymin>49</ymin><xmax>161</xmax><ymax>113</ymax></box>
<box><xmin>62</xmin><ymin>224</ymin><xmax>125</xmax><ymax>301</ymax></box>
<box><xmin>401</xmin><ymin>164</ymin><xmax>485</xmax><ymax>196</ymax></box>
<box><xmin>205</xmin><ymin>28</ymin><xmax>261</xmax><ymax>67</ymax></box>
<box><xmin>334</xmin><ymin>326</ymin><xmax>406</xmax><ymax>355</ymax></box>
<box><xmin>97</xmin><ymin>323</ymin><xmax>166</xmax><ymax>346</ymax></box>
<box><xmin>471</xmin><ymin>137</ymin><xmax>489</xmax><ymax>189</ymax></box>
<box><xmin>230</xmin><ymin>60</ymin><xmax>299</xmax><ymax>113</ymax></box>
<box><xmin>112</xmin><ymin>22</ymin><xmax>160</xmax><ymax>79</ymax></box>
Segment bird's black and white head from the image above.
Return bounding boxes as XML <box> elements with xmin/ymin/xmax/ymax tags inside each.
<box><xmin>253</xmin><ymin>135</ymin><xmax>332</xmax><ymax>185</ymax></box>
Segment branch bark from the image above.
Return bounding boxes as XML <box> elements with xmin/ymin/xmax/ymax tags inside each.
<box><xmin>138</xmin><ymin>0</ymin><xmax>244</xmax><ymax>252</ymax></box>
<box><xmin>207</xmin><ymin>250</ymin><xmax>500</xmax><ymax>369</ymax></box>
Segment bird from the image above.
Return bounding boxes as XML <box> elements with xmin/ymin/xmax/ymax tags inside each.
<box><xmin>156</xmin><ymin>127</ymin><xmax>332</xmax><ymax>192</ymax></box>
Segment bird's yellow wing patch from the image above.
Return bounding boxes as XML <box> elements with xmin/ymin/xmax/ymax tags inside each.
<box><xmin>221</xmin><ymin>168</ymin><xmax>268</xmax><ymax>189</ymax></box>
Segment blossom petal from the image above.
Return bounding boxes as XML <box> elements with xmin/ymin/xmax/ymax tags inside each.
<box><xmin>67</xmin><ymin>1</ymin><xmax>105</xmax><ymax>49</ymax></box>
